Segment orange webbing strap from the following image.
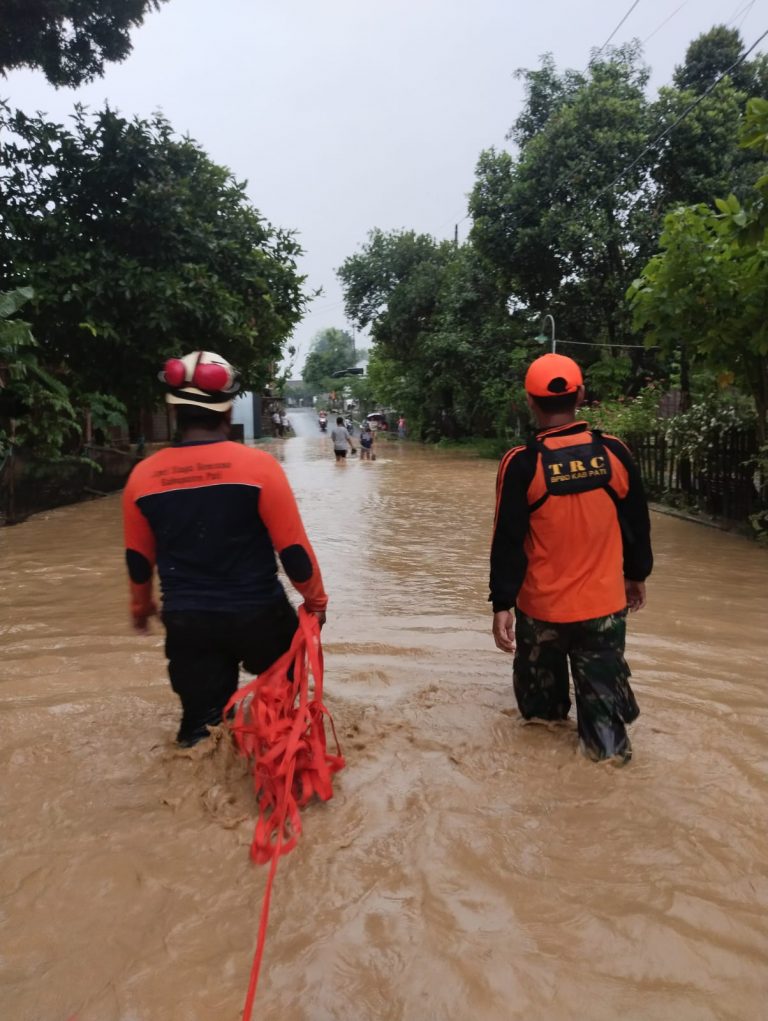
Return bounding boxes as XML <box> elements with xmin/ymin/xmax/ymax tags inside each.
<box><xmin>223</xmin><ymin>606</ymin><xmax>345</xmax><ymax>1021</ymax></box>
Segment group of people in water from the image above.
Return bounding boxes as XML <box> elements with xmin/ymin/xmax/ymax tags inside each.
<box><xmin>318</xmin><ymin>409</ymin><xmax>390</xmax><ymax>463</ymax></box>
<box><xmin>123</xmin><ymin>349</ymin><xmax>649</xmax><ymax>765</ymax></box>
<box><xmin>270</xmin><ymin>407</ymin><xmax>291</xmax><ymax>437</ymax></box>
<box><xmin>325</xmin><ymin>415</ymin><xmax>378</xmax><ymax>462</ymax></box>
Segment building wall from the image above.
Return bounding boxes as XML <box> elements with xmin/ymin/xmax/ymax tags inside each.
<box><xmin>231</xmin><ymin>392</ymin><xmax>262</xmax><ymax>440</ymax></box>
<box><xmin>231</xmin><ymin>392</ymin><xmax>254</xmax><ymax>439</ymax></box>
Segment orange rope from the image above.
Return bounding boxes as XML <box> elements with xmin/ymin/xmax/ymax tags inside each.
<box><xmin>223</xmin><ymin>607</ymin><xmax>345</xmax><ymax>1020</ymax></box>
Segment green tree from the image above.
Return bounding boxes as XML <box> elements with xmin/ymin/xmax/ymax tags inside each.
<box><xmin>651</xmin><ymin>80</ymin><xmax>765</xmax><ymax>208</ymax></box>
<box><xmin>653</xmin><ymin>29</ymin><xmax>768</xmax><ymax>209</ymax></box>
<box><xmin>0</xmin><ymin>287</ymin><xmax>79</xmax><ymax>459</ymax></box>
<box><xmin>470</xmin><ymin>45</ymin><xmax>656</xmax><ymax>358</ymax></box>
<box><xmin>339</xmin><ymin>228</ymin><xmax>452</xmax><ymax>355</ymax></box>
<box><xmin>339</xmin><ymin>30</ymin><xmax>768</xmax><ymax>445</ymax></box>
<box><xmin>510</xmin><ymin>54</ymin><xmax>584</xmax><ymax>147</ymax></box>
<box><xmin>0</xmin><ymin>0</ymin><xmax>169</xmax><ymax>87</ymax></box>
<box><xmin>0</xmin><ymin>104</ymin><xmax>308</xmax><ymax>416</ymax></box>
<box><xmin>339</xmin><ymin>230</ymin><xmax>458</xmax><ymax>436</ymax></box>
<box><xmin>672</xmin><ymin>25</ymin><xmax>762</xmax><ymax>95</ymax></box>
<box><xmin>302</xmin><ymin>328</ymin><xmax>356</xmax><ymax>390</ymax></box>
<box><xmin>339</xmin><ymin>229</ymin><xmax>532</xmax><ymax>439</ymax></box>
<box><xmin>629</xmin><ymin>99</ymin><xmax>768</xmax><ymax>442</ymax></box>
<box><xmin>415</xmin><ymin>243</ymin><xmax>535</xmax><ymax>438</ymax></box>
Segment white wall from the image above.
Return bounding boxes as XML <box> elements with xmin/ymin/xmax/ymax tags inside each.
<box><xmin>231</xmin><ymin>392</ymin><xmax>255</xmax><ymax>440</ymax></box>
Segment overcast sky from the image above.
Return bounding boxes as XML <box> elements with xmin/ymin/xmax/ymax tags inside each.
<box><xmin>4</xmin><ymin>0</ymin><xmax>764</xmax><ymax>370</ymax></box>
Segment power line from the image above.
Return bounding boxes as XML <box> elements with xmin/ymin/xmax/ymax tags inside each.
<box><xmin>309</xmin><ymin>298</ymin><xmax>345</xmax><ymax>315</ymax></box>
<box><xmin>466</xmin><ymin>0</ymin><xmax>756</xmax><ymax>231</ymax></box>
<box><xmin>454</xmin><ymin>2</ymin><xmax>645</xmax><ymax>234</ymax></box>
<box><xmin>642</xmin><ymin>1</ymin><xmax>689</xmax><ymax>44</ymax></box>
<box><xmin>554</xmin><ymin>337</ymin><xmax>656</xmax><ymax>349</ymax></box>
<box><xmin>728</xmin><ymin>0</ymin><xmax>757</xmax><ymax>28</ymax></box>
<box><xmin>435</xmin><ymin>211</ymin><xmax>470</xmax><ymax>237</ymax></box>
<box><xmin>556</xmin><ymin>1</ymin><xmax>648</xmax><ymax>198</ymax></box>
<box><xmin>726</xmin><ymin>0</ymin><xmax>747</xmax><ymax>20</ymax></box>
<box><xmin>734</xmin><ymin>0</ymin><xmax>757</xmax><ymax>31</ymax></box>
<box><xmin>590</xmin><ymin>0</ymin><xmax>642</xmax><ymax>64</ymax></box>
<box><xmin>591</xmin><ymin>25</ymin><xmax>768</xmax><ymax>205</ymax></box>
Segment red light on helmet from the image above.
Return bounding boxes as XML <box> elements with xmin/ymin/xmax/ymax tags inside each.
<box><xmin>163</xmin><ymin>358</ymin><xmax>186</xmax><ymax>387</ymax></box>
<box><xmin>194</xmin><ymin>362</ymin><xmax>230</xmax><ymax>392</ymax></box>
<box><xmin>160</xmin><ymin>352</ymin><xmax>236</xmax><ymax>395</ymax></box>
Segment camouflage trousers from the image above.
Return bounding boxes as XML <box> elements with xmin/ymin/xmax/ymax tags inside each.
<box><xmin>513</xmin><ymin>609</ymin><xmax>639</xmax><ymax>762</ymax></box>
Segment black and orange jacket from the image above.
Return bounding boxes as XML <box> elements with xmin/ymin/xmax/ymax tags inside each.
<box><xmin>122</xmin><ymin>440</ymin><xmax>327</xmax><ymax>620</ymax></box>
<box><xmin>490</xmin><ymin>422</ymin><xmax>652</xmax><ymax>623</ymax></box>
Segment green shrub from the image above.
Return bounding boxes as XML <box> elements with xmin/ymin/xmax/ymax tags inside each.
<box><xmin>581</xmin><ymin>383</ymin><xmax>662</xmax><ymax>435</ymax></box>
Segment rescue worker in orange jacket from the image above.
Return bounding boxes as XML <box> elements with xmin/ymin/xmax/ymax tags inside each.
<box><xmin>490</xmin><ymin>354</ymin><xmax>652</xmax><ymax>763</ymax></box>
<box><xmin>122</xmin><ymin>351</ymin><xmax>328</xmax><ymax>747</ymax></box>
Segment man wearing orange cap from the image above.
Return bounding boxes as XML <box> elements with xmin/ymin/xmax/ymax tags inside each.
<box><xmin>490</xmin><ymin>353</ymin><xmax>652</xmax><ymax>764</ymax></box>
<box><xmin>122</xmin><ymin>351</ymin><xmax>328</xmax><ymax>747</ymax></box>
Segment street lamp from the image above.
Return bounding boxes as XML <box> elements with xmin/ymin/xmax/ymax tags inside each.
<box><xmin>535</xmin><ymin>314</ymin><xmax>556</xmax><ymax>353</ymax></box>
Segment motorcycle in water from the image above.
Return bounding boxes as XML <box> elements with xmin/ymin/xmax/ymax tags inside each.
<box><xmin>318</xmin><ymin>414</ymin><xmax>328</xmax><ymax>432</ymax></box>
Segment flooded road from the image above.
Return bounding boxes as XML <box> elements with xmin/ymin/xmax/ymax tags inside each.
<box><xmin>2</xmin><ymin>409</ymin><xmax>768</xmax><ymax>1021</ymax></box>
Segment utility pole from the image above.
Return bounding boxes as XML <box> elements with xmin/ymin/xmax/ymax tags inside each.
<box><xmin>454</xmin><ymin>223</ymin><xmax>459</xmax><ymax>248</ymax></box>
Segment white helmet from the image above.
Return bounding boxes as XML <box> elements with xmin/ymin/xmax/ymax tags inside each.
<box><xmin>159</xmin><ymin>351</ymin><xmax>240</xmax><ymax>411</ymax></box>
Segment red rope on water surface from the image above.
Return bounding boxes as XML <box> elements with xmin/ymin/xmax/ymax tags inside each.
<box><xmin>223</xmin><ymin>606</ymin><xmax>345</xmax><ymax>1021</ymax></box>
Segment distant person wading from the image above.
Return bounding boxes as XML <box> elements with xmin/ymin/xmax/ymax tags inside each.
<box><xmin>330</xmin><ymin>416</ymin><xmax>356</xmax><ymax>462</ymax></box>
<box><xmin>360</xmin><ymin>421</ymin><xmax>375</xmax><ymax>461</ymax></box>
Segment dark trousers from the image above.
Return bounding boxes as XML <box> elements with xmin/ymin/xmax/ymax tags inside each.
<box><xmin>162</xmin><ymin>598</ymin><xmax>298</xmax><ymax>743</ymax></box>
<box><xmin>513</xmin><ymin>609</ymin><xmax>639</xmax><ymax>761</ymax></box>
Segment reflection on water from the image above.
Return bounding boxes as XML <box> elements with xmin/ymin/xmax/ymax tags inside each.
<box><xmin>2</xmin><ymin>409</ymin><xmax>767</xmax><ymax>1020</ymax></box>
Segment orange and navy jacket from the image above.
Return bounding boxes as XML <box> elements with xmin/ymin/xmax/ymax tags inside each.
<box><xmin>490</xmin><ymin>422</ymin><xmax>652</xmax><ymax>623</ymax></box>
<box><xmin>122</xmin><ymin>439</ymin><xmax>327</xmax><ymax>620</ymax></box>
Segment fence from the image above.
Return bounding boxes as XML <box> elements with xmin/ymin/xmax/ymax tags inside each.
<box><xmin>0</xmin><ymin>445</ymin><xmax>137</xmax><ymax>525</ymax></box>
<box><xmin>627</xmin><ymin>429</ymin><xmax>763</xmax><ymax>525</ymax></box>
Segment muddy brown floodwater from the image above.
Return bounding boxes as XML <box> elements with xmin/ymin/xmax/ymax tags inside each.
<box><xmin>2</xmin><ymin>410</ymin><xmax>768</xmax><ymax>1021</ymax></box>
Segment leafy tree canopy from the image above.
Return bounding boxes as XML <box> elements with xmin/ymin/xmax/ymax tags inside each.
<box><xmin>0</xmin><ymin>0</ymin><xmax>169</xmax><ymax>87</ymax></box>
<box><xmin>0</xmin><ymin>104</ymin><xmax>308</xmax><ymax>414</ymax></box>
<box><xmin>340</xmin><ymin>229</ymin><xmax>452</xmax><ymax>331</ymax></box>
<box><xmin>630</xmin><ymin>98</ymin><xmax>768</xmax><ymax>442</ymax></box>
<box><xmin>509</xmin><ymin>54</ymin><xmax>585</xmax><ymax>148</ymax></box>
<box><xmin>654</xmin><ymin>28</ymin><xmax>768</xmax><ymax>208</ymax></box>
<box><xmin>339</xmin><ymin>27</ymin><xmax>768</xmax><ymax>443</ymax></box>
<box><xmin>672</xmin><ymin>25</ymin><xmax>766</xmax><ymax>95</ymax></box>
<box><xmin>651</xmin><ymin>78</ymin><xmax>766</xmax><ymax>207</ymax></box>
<box><xmin>0</xmin><ymin>287</ymin><xmax>80</xmax><ymax>459</ymax></box>
<box><xmin>339</xmin><ymin>229</ymin><xmax>534</xmax><ymax>439</ymax></box>
<box><xmin>470</xmin><ymin>43</ymin><xmax>655</xmax><ymax>355</ymax></box>
<box><xmin>302</xmin><ymin>328</ymin><xmax>356</xmax><ymax>389</ymax></box>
